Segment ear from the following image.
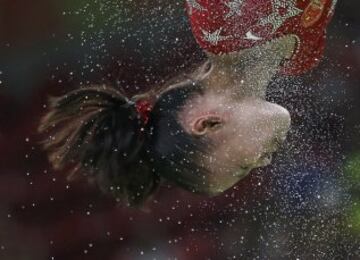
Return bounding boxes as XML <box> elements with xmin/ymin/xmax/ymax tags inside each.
<box><xmin>191</xmin><ymin>115</ymin><xmax>224</xmax><ymax>136</ymax></box>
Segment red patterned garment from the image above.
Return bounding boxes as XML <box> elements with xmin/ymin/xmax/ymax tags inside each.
<box><xmin>186</xmin><ymin>0</ymin><xmax>337</xmax><ymax>75</ymax></box>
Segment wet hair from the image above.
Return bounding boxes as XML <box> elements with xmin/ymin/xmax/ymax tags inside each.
<box><xmin>39</xmin><ymin>81</ymin><xmax>210</xmax><ymax>206</ymax></box>
<box><xmin>148</xmin><ymin>81</ymin><xmax>210</xmax><ymax>194</ymax></box>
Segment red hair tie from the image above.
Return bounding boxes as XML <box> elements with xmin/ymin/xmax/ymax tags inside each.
<box><xmin>135</xmin><ymin>99</ymin><xmax>153</xmax><ymax>125</ymax></box>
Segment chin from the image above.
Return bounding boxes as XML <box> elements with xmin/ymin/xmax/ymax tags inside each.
<box><xmin>182</xmin><ymin>168</ymin><xmax>255</xmax><ymax>196</ymax></box>
<box><xmin>203</xmin><ymin>189</ymin><xmax>224</xmax><ymax>197</ymax></box>
<box><xmin>201</xmin><ymin>178</ymin><xmax>249</xmax><ymax>196</ymax></box>
<box><xmin>189</xmin><ymin>184</ymin><xmax>231</xmax><ymax>197</ymax></box>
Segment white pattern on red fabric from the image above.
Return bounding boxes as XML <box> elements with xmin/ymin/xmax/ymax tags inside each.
<box><xmin>224</xmin><ymin>0</ymin><xmax>245</xmax><ymax>19</ymax></box>
<box><xmin>186</xmin><ymin>0</ymin><xmax>207</xmax><ymax>15</ymax></box>
<box><xmin>258</xmin><ymin>0</ymin><xmax>303</xmax><ymax>33</ymax></box>
<box><xmin>201</xmin><ymin>27</ymin><xmax>233</xmax><ymax>45</ymax></box>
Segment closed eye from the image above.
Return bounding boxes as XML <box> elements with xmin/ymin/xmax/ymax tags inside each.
<box><xmin>204</xmin><ymin>117</ymin><xmax>223</xmax><ymax>130</ymax></box>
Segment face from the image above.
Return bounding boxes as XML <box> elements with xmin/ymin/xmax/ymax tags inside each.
<box><xmin>179</xmin><ymin>90</ymin><xmax>291</xmax><ymax>195</ymax></box>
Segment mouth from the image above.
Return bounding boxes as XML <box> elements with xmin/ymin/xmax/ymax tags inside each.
<box><xmin>254</xmin><ymin>136</ymin><xmax>285</xmax><ymax>168</ymax></box>
<box><xmin>255</xmin><ymin>152</ymin><xmax>273</xmax><ymax>167</ymax></box>
<box><xmin>242</xmin><ymin>152</ymin><xmax>274</xmax><ymax>170</ymax></box>
<box><xmin>235</xmin><ymin>152</ymin><xmax>274</xmax><ymax>176</ymax></box>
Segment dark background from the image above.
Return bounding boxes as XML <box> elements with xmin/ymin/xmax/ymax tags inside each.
<box><xmin>0</xmin><ymin>0</ymin><xmax>360</xmax><ymax>259</ymax></box>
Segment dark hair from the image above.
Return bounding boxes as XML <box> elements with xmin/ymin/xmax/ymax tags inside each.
<box><xmin>39</xmin><ymin>81</ymin><xmax>210</xmax><ymax>206</ymax></box>
<box><xmin>147</xmin><ymin>81</ymin><xmax>211</xmax><ymax>193</ymax></box>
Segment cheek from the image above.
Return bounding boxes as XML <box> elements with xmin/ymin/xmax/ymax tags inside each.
<box><xmin>215</xmin><ymin>124</ymin><xmax>267</xmax><ymax>164</ymax></box>
<box><xmin>212</xmin><ymin>134</ymin><xmax>263</xmax><ymax>166</ymax></box>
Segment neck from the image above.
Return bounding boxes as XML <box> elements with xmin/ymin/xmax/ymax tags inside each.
<box><xmin>202</xmin><ymin>35</ymin><xmax>297</xmax><ymax>99</ymax></box>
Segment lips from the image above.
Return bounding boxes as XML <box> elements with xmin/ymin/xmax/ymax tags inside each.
<box><xmin>237</xmin><ymin>152</ymin><xmax>273</xmax><ymax>173</ymax></box>
<box><xmin>255</xmin><ymin>152</ymin><xmax>273</xmax><ymax>167</ymax></box>
<box><xmin>234</xmin><ymin>166</ymin><xmax>252</xmax><ymax>178</ymax></box>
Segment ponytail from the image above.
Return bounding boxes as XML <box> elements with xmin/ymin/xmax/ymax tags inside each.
<box><xmin>39</xmin><ymin>85</ymin><xmax>160</xmax><ymax>205</ymax></box>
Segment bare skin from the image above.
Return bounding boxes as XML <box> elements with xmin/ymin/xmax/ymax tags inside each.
<box><xmin>177</xmin><ymin>35</ymin><xmax>297</xmax><ymax>194</ymax></box>
<box><xmin>178</xmin><ymin>88</ymin><xmax>291</xmax><ymax>194</ymax></box>
<box><xmin>135</xmin><ymin>35</ymin><xmax>297</xmax><ymax>102</ymax></box>
<box><xmin>203</xmin><ymin>35</ymin><xmax>298</xmax><ymax>98</ymax></box>
<box><xmin>132</xmin><ymin>35</ymin><xmax>298</xmax><ymax>195</ymax></box>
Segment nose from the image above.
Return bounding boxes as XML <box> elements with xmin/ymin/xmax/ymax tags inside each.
<box><xmin>267</xmin><ymin>102</ymin><xmax>291</xmax><ymax>149</ymax></box>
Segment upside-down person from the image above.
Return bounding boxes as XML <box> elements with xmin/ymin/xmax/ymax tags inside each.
<box><xmin>39</xmin><ymin>0</ymin><xmax>337</xmax><ymax>206</ymax></box>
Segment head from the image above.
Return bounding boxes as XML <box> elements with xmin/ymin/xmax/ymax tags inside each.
<box><xmin>39</xmin><ymin>79</ymin><xmax>290</xmax><ymax>206</ymax></box>
<box><xmin>147</xmin><ymin>80</ymin><xmax>291</xmax><ymax>195</ymax></box>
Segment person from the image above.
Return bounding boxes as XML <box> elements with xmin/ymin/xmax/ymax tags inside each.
<box><xmin>38</xmin><ymin>77</ymin><xmax>290</xmax><ymax>205</ymax></box>
<box><xmin>39</xmin><ymin>0</ymin><xmax>337</xmax><ymax>205</ymax></box>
